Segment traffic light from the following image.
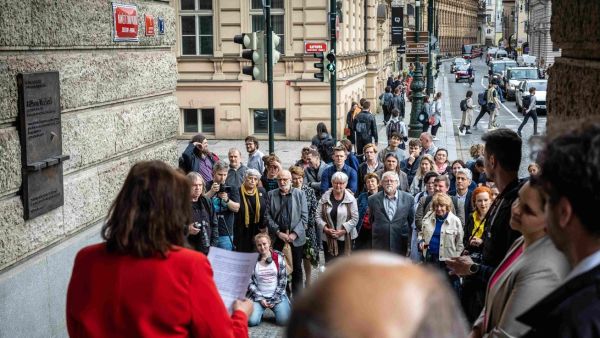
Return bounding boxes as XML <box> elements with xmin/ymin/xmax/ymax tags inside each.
<box><xmin>270</xmin><ymin>31</ymin><xmax>281</xmax><ymax>66</ymax></box>
<box><xmin>313</xmin><ymin>52</ymin><xmax>329</xmax><ymax>82</ymax></box>
<box><xmin>326</xmin><ymin>51</ymin><xmax>336</xmax><ymax>74</ymax></box>
<box><xmin>233</xmin><ymin>31</ymin><xmax>265</xmax><ymax>81</ymax></box>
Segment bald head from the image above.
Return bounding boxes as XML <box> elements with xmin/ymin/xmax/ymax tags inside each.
<box><xmin>287</xmin><ymin>252</ymin><xmax>467</xmax><ymax>338</ymax></box>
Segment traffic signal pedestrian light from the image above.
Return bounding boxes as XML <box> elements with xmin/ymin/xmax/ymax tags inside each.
<box><xmin>234</xmin><ymin>31</ymin><xmax>265</xmax><ymax>81</ymax></box>
<box><xmin>270</xmin><ymin>31</ymin><xmax>281</xmax><ymax>66</ymax></box>
<box><xmin>326</xmin><ymin>51</ymin><xmax>336</xmax><ymax>74</ymax></box>
<box><xmin>313</xmin><ymin>52</ymin><xmax>329</xmax><ymax>83</ymax></box>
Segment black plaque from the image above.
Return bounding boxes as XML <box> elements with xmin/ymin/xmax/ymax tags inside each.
<box><xmin>18</xmin><ymin>71</ymin><xmax>67</xmax><ymax>219</ymax></box>
<box><xmin>391</xmin><ymin>6</ymin><xmax>404</xmax><ymax>46</ymax></box>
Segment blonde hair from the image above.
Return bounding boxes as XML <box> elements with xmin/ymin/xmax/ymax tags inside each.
<box><xmin>254</xmin><ymin>233</ymin><xmax>271</xmax><ymax>245</ymax></box>
<box><xmin>431</xmin><ymin>193</ymin><xmax>453</xmax><ymax>210</ymax></box>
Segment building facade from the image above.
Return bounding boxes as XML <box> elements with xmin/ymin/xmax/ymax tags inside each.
<box><xmin>528</xmin><ymin>0</ymin><xmax>560</xmax><ymax>67</ymax></box>
<box><xmin>0</xmin><ymin>0</ymin><xmax>179</xmax><ymax>336</ymax></box>
<box><xmin>175</xmin><ymin>0</ymin><xmax>398</xmax><ymax>141</ymax></box>
<box><xmin>437</xmin><ymin>0</ymin><xmax>479</xmax><ymax>55</ymax></box>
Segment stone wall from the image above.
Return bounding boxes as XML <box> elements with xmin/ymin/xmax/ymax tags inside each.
<box><xmin>0</xmin><ymin>0</ymin><xmax>178</xmax><ymax>336</ymax></box>
<box><xmin>546</xmin><ymin>0</ymin><xmax>600</xmax><ymax>130</ymax></box>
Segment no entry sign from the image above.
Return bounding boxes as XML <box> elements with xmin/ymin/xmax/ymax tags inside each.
<box><xmin>305</xmin><ymin>41</ymin><xmax>327</xmax><ymax>54</ymax></box>
<box><xmin>112</xmin><ymin>3</ymin><xmax>139</xmax><ymax>42</ymax></box>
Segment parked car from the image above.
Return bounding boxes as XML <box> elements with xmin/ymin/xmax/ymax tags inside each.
<box><xmin>517</xmin><ymin>54</ymin><xmax>537</xmax><ymax>67</ymax></box>
<box><xmin>488</xmin><ymin>59</ymin><xmax>518</xmax><ymax>86</ymax></box>
<box><xmin>494</xmin><ymin>49</ymin><xmax>509</xmax><ymax>60</ymax></box>
<box><xmin>455</xmin><ymin>64</ymin><xmax>473</xmax><ymax>82</ymax></box>
<box><xmin>516</xmin><ymin>79</ymin><xmax>548</xmax><ymax>114</ymax></box>
<box><xmin>503</xmin><ymin>67</ymin><xmax>540</xmax><ymax>100</ymax></box>
<box><xmin>450</xmin><ymin>58</ymin><xmax>467</xmax><ymax>73</ymax></box>
<box><xmin>486</xmin><ymin>47</ymin><xmax>498</xmax><ymax>64</ymax></box>
<box><xmin>462</xmin><ymin>43</ymin><xmax>484</xmax><ymax>59</ymax></box>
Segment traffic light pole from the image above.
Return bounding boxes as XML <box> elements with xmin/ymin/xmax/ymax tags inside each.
<box><xmin>409</xmin><ymin>0</ymin><xmax>426</xmax><ymax>138</ymax></box>
<box><xmin>265</xmin><ymin>1</ymin><xmax>275</xmax><ymax>154</ymax></box>
<box><xmin>329</xmin><ymin>1</ymin><xmax>337</xmax><ymax>143</ymax></box>
<box><xmin>426</xmin><ymin>0</ymin><xmax>435</xmax><ymax>95</ymax></box>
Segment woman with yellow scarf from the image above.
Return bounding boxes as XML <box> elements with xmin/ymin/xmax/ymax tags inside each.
<box><xmin>234</xmin><ymin>169</ymin><xmax>269</xmax><ymax>252</ymax></box>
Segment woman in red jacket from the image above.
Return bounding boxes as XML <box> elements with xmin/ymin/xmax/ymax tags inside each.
<box><xmin>66</xmin><ymin>160</ymin><xmax>253</xmax><ymax>338</ymax></box>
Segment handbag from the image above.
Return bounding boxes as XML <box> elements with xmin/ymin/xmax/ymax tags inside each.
<box><xmin>282</xmin><ymin>242</ymin><xmax>294</xmax><ymax>275</ymax></box>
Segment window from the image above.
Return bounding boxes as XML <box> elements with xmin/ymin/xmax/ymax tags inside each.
<box><xmin>182</xmin><ymin>108</ymin><xmax>215</xmax><ymax>134</ymax></box>
<box><xmin>180</xmin><ymin>0</ymin><xmax>213</xmax><ymax>55</ymax></box>
<box><xmin>250</xmin><ymin>0</ymin><xmax>284</xmax><ymax>54</ymax></box>
<box><xmin>252</xmin><ymin>109</ymin><xmax>285</xmax><ymax>134</ymax></box>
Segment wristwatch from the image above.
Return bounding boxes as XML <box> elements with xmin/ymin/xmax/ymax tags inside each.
<box><xmin>469</xmin><ymin>263</ymin><xmax>480</xmax><ymax>274</ymax></box>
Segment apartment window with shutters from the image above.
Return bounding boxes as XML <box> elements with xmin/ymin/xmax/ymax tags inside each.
<box><xmin>180</xmin><ymin>0</ymin><xmax>213</xmax><ymax>55</ymax></box>
<box><xmin>249</xmin><ymin>0</ymin><xmax>284</xmax><ymax>55</ymax></box>
<box><xmin>182</xmin><ymin>108</ymin><xmax>215</xmax><ymax>134</ymax></box>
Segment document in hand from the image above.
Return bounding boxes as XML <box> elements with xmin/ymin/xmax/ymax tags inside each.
<box><xmin>207</xmin><ymin>247</ymin><xmax>259</xmax><ymax>313</ymax></box>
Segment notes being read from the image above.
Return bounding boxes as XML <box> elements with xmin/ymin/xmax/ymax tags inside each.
<box><xmin>207</xmin><ymin>247</ymin><xmax>259</xmax><ymax>314</ymax></box>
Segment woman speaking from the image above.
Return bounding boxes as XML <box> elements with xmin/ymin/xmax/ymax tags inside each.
<box><xmin>66</xmin><ymin>161</ymin><xmax>253</xmax><ymax>337</ymax></box>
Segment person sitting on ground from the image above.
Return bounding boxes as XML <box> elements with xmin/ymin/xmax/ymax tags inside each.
<box><xmin>247</xmin><ymin>233</ymin><xmax>291</xmax><ymax>327</ymax></box>
<box><xmin>286</xmin><ymin>252</ymin><xmax>468</xmax><ymax>338</ymax></box>
<box><xmin>376</xmin><ymin>153</ymin><xmax>409</xmax><ymax>192</ymax></box>
<box><xmin>316</xmin><ymin>172</ymin><xmax>359</xmax><ymax>263</ymax></box>
<box><xmin>409</xmin><ymin>154</ymin><xmax>435</xmax><ymax>195</ymax></box>
<box><xmin>378</xmin><ymin>132</ymin><xmax>407</xmax><ymax>164</ymax></box>
<box><xmin>340</xmin><ymin>139</ymin><xmax>360</xmax><ymax>173</ymax></box>
<box><xmin>355</xmin><ymin>173</ymin><xmax>380</xmax><ymax>250</ymax></box>
<box><xmin>400</xmin><ymin>139</ymin><xmax>422</xmax><ymax>186</ymax></box>
<box><xmin>66</xmin><ymin>161</ymin><xmax>253</xmax><ymax>338</ymax></box>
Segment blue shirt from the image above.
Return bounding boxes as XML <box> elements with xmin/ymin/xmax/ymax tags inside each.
<box><xmin>428</xmin><ymin>215</ymin><xmax>446</xmax><ymax>255</ymax></box>
<box><xmin>320</xmin><ymin>164</ymin><xmax>358</xmax><ymax>194</ymax></box>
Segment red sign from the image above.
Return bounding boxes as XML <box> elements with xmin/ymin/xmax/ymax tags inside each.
<box><xmin>145</xmin><ymin>14</ymin><xmax>155</xmax><ymax>36</ymax></box>
<box><xmin>305</xmin><ymin>41</ymin><xmax>327</xmax><ymax>53</ymax></box>
<box><xmin>112</xmin><ymin>3</ymin><xmax>139</xmax><ymax>42</ymax></box>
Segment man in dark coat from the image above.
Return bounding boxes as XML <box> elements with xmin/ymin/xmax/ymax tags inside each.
<box><xmin>517</xmin><ymin>122</ymin><xmax>600</xmax><ymax>338</ymax></box>
<box><xmin>352</xmin><ymin>101</ymin><xmax>378</xmax><ymax>157</ymax></box>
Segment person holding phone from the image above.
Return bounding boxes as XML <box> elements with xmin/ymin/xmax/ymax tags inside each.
<box><xmin>418</xmin><ymin>193</ymin><xmax>464</xmax><ymax>293</ymax></box>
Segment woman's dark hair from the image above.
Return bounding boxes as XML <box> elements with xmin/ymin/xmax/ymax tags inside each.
<box><xmin>340</xmin><ymin>139</ymin><xmax>353</xmax><ymax>152</ymax></box>
<box><xmin>466</xmin><ymin>90</ymin><xmax>473</xmax><ymax>98</ymax></box>
<box><xmin>316</xmin><ymin>122</ymin><xmax>329</xmax><ymax>135</ymax></box>
<box><xmin>385</xmin><ymin>86</ymin><xmax>391</xmax><ymax>93</ymax></box>
<box><xmin>102</xmin><ymin>161</ymin><xmax>191</xmax><ymax>258</ymax></box>
<box><xmin>451</xmin><ymin>159</ymin><xmax>466</xmax><ymax>168</ymax></box>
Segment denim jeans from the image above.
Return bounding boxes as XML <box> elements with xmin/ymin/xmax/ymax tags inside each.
<box><xmin>216</xmin><ymin>235</ymin><xmax>233</xmax><ymax>251</ymax></box>
<box><xmin>248</xmin><ymin>294</ymin><xmax>292</xmax><ymax>326</ymax></box>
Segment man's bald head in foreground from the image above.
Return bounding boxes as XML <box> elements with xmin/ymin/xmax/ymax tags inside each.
<box><xmin>287</xmin><ymin>252</ymin><xmax>467</xmax><ymax>338</ymax></box>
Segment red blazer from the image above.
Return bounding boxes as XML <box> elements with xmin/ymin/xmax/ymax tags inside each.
<box><xmin>66</xmin><ymin>243</ymin><xmax>248</xmax><ymax>338</ymax></box>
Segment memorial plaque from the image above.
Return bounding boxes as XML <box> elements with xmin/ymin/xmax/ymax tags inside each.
<box><xmin>17</xmin><ymin>71</ymin><xmax>68</xmax><ymax>219</ymax></box>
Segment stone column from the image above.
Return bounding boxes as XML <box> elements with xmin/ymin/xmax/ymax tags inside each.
<box><xmin>546</xmin><ymin>0</ymin><xmax>600</xmax><ymax>130</ymax></box>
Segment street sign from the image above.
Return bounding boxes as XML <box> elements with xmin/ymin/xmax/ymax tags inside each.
<box><xmin>305</xmin><ymin>41</ymin><xmax>327</xmax><ymax>53</ymax></box>
<box><xmin>405</xmin><ymin>56</ymin><xmax>429</xmax><ymax>63</ymax></box>
<box><xmin>390</xmin><ymin>6</ymin><xmax>403</xmax><ymax>45</ymax></box>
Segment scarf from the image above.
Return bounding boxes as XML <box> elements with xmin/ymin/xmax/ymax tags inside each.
<box><xmin>321</xmin><ymin>195</ymin><xmax>353</xmax><ymax>257</ymax></box>
<box><xmin>241</xmin><ymin>184</ymin><xmax>260</xmax><ymax>227</ymax></box>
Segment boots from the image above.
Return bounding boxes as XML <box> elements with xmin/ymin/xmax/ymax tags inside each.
<box><xmin>465</xmin><ymin>126</ymin><xmax>472</xmax><ymax>134</ymax></box>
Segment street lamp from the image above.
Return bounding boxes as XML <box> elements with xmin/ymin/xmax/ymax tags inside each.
<box><xmin>409</xmin><ymin>0</ymin><xmax>427</xmax><ymax>138</ymax></box>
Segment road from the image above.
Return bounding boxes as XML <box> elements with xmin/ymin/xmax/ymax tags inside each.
<box><xmin>441</xmin><ymin>57</ymin><xmax>547</xmax><ymax>177</ymax></box>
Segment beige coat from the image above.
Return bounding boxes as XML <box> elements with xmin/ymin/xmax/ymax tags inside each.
<box><xmin>316</xmin><ymin>189</ymin><xmax>359</xmax><ymax>241</ymax></box>
<box><xmin>418</xmin><ymin>211</ymin><xmax>464</xmax><ymax>260</ymax></box>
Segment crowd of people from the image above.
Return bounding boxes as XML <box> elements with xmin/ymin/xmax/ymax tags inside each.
<box><xmin>65</xmin><ymin>90</ymin><xmax>600</xmax><ymax>337</ymax></box>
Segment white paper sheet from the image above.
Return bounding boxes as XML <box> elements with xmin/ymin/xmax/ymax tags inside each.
<box><xmin>207</xmin><ymin>247</ymin><xmax>259</xmax><ymax>314</ymax></box>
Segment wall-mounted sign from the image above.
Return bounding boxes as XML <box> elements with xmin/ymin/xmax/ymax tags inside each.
<box><xmin>17</xmin><ymin>72</ymin><xmax>70</xmax><ymax>220</ymax></box>
<box><xmin>304</xmin><ymin>41</ymin><xmax>327</xmax><ymax>54</ymax></box>
<box><xmin>145</xmin><ymin>14</ymin><xmax>155</xmax><ymax>36</ymax></box>
<box><xmin>158</xmin><ymin>17</ymin><xmax>165</xmax><ymax>35</ymax></box>
<box><xmin>391</xmin><ymin>5</ymin><xmax>404</xmax><ymax>46</ymax></box>
<box><xmin>112</xmin><ymin>3</ymin><xmax>139</xmax><ymax>42</ymax></box>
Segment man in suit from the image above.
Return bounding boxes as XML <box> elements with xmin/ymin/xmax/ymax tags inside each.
<box><xmin>450</xmin><ymin>168</ymin><xmax>474</xmax><ymax>222</ymax></box>
<box><xmin>517</xmin><ymin>123</ymin><xmax>600</xmax><ymax>337</ymax></box>
<box><xmin>266</xmin><ymin>169</ymin><xmax>308</xmax><ymax>296</ymax></box>
<box><xmin>368</xmin><ymin>171</ymin><xmax>415</xmax><ymax>255</ymax></box>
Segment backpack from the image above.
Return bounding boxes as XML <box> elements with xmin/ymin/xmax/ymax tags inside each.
<box><xmin>318</xmin><ymin>135</ymin><xmax>335</xmax><ymax>163</ymax></box>
<box><xmin>387</xmin><ymin>120</ymin><xmax>405</xmax><ymax>140</ymax></box>
<box><xmin>460</xmin><ymin>99</ymin><xmax>468</xmax><ymax>112</ymax></box>
<box><xmin>477</xmin><ymin>92</ymin><xmax>487</xmax><ymax>106</ymax></box>
<box><xmin>417</xmin><ymin>104</ymin><xmax>429</xmax><ymax>124</ymax></box>
<box><xmin>521</xmin><ymin>95</ymin><xmax>531</xmax><ymax>112</ymax></box>
<box><xmin>354</xmin><ymin>114</ymin><xmax>371</xmax><ymax>139</ymax></box>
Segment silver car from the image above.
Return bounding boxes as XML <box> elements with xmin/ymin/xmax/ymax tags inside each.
<box><xmin>503</xmin><ymin>67</ymin><xmax>540</xmax><ymax>100</ymax></box>
<box><xmin>515</xmin><ymin>79</ymin><xmax>548</xmax><ymax>114</ymax></box>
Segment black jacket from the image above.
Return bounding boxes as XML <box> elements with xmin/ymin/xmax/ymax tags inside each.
<box><xmin>518</xmin><ymin>264</ymin><xmax>600</xmax><ymax>338</ymax></box>
<box><xmin>353</xmin><ymin>111</ymin><xmax>378</xmax><ymax>143</ymax></box>
<box><xmin>234</xmin><ymin>187</ymin><xmax>269</xmax><ymax>253</ymax></box>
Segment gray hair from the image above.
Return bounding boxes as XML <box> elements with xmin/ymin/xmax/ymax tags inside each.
<box><xmin>212</xmin><ymin>160</ymin><xmax>229</xmax><ymax>174</ymax></box>
<box><xmin>228</xmin><ymin>148</ymin><xmax>242</xmax><ymax>156</ymax></box>
<box><xmin>455</xmin><ymin>168</ymin><xmax>472</xmax><ymax>181</ymax></box>
<box><xmin>381</xmin><ymin>171</ymin><xmax>400</xmax><ymax>182</ymax></box>
<box><xmin>331</xmin><ymin>171</ymin><xmax>349</xmax><ymax>184</ymax></box>
<box><xmin>435</xmin><ymin>174</ymin><xmax>451</xmax><ymax>187</ymax></box>
<box><xmin>186</xmin><ymin>171</ymin><xmax>204</xmax><ymax>184</ymax></box>
<box><xmin>244</xmin><ymin>168</ymin><xmax>262</xmax><ymax>180</ymax></box>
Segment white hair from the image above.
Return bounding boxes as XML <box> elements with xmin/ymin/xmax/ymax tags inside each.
<box><xmin>331</xmin><ymin>171</ymin><xmax>349</xmax><ymax>184</ymax></box>
<box><xmin>381</xmin><ymin>171</ymin><xmax>399</xmax><ymax>182</ymax></box>
<box><xmin>455</xmin><ymin>168</ymin><xmax>472</xmax><ymax>181</ymax></box>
